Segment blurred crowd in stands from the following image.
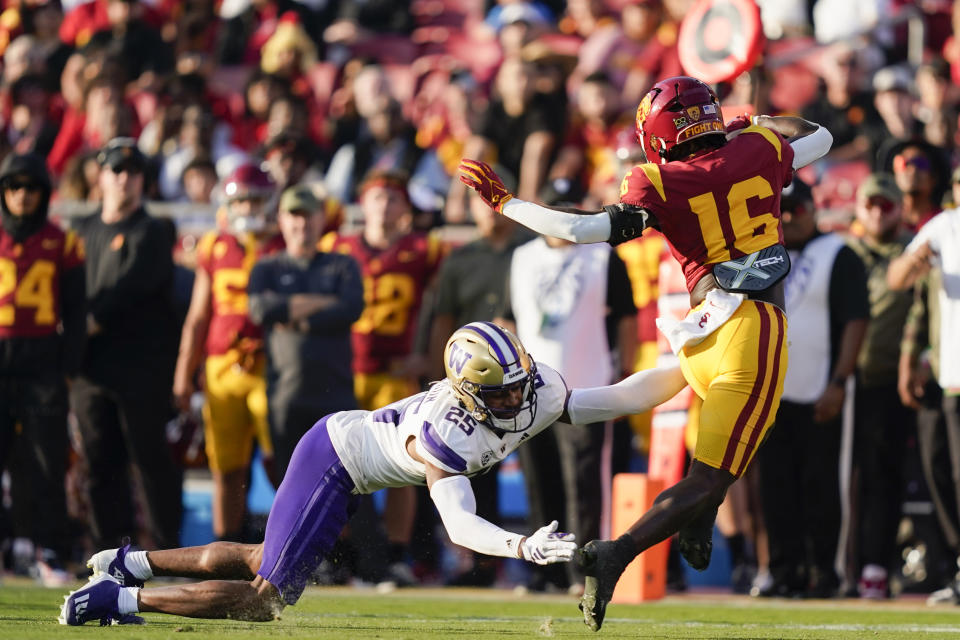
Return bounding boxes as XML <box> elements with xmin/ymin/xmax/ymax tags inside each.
<box><xmin>1</xmin><ymin>0</ymin><xmax>960</xmax><ymax>606</ymax></box>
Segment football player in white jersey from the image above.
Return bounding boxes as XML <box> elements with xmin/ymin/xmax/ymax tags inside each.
<box><xmin>60</xmin><ymin>322</ymin><xmax>687</xmax><ymax>626</ymax></box>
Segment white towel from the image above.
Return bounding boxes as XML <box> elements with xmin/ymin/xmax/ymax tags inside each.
<box><xmin>656</xmin><ymin>290</ymin><xmax>746</xmax><ymax>356</ymax></box>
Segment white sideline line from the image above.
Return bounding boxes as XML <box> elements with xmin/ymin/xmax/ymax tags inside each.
<box><xmin>314</xmin><ymin>612</ymin><xmax>960</xmax><ymax>633</ymax></box>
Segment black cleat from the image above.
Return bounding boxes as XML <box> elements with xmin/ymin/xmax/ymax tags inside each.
<box><xmin>678</xmin><ymin>526</ymin><xmax>713</xmax><ymax>571</ymax></box>
<box><xmin>577</xmin><ymin>537</ymin><xmax>634</xmax><ymax>632</ymax></box>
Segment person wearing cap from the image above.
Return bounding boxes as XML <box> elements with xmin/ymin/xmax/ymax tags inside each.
<box><xmin>70</xmin><ymin>136</ymin><xmax>183</xmax><ymax>551</ymax></box>
<box><xmin>261</xmin><ymin>131</ymin><xmax>322</xmax><ymax>192</ymax></box>
<box><xmin>248</xmin><ymin>184</ymin><xmax>363</xmax><ymax>479</ymax></box>
<box><xmin>845</xmin><ymin>173</ymin><xmax>915</xmax><ymax>598</ymax></box>
<box><xmin>319</xmin><ymin>168</ymin><xmax>444</xmax><ymax>586</ymax></box>
<box><xmin>0</xmin><ymin>152</ymin><xmax>84</xmax><ymax>584</ymax></box>
<box><xmin>888</xmin><ymin>142</ymin><xmax>944</xmax><ymax>232</ymax></box>
<box><xmin>888</xmin><ymin>171</ymin><xmax>960</xmax><ymax>605</ymax></box>
<box><xmin>753</xmin><ymin>178</ymin><xmax>869</xmax><ymax>598</ymax></box>
<box><xmin>172</xmin><ymin>162</ymin><xmax>283</xmax><ymax>544</ymax></box>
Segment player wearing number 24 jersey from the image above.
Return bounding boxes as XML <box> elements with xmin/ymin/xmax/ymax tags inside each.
<box><xmin>459</xmin><ymin>75</ymin><xmax>834</xmax><ymax>631</ymax></box>
<box><xmin>62</xmin><ymin>322</ymin><xmax>687</xmax><ymax>625</ymax></box>
<box><xmin>0</xmin><ymin>152</ymin><xmax>85</xmax><ymax>576</ymax></box>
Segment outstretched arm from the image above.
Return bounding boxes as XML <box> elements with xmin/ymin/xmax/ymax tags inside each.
<box><xmin>458</xmin><ymin>159</ymin><xmax>619</xmax><ymax>243</ymax></box>
<box><xmin>426</xmin><ymin>462</ymin><xmax>576</xmax><ymax>564</ymax></box>
<box><xmin>563</xmin><ymin>364</ymin><xmax>688</xmax><ymax>424</ymax></box>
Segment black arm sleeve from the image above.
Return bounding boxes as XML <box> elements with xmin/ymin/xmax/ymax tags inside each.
<box><xmin>605</xmin><ymin>203</ymin><xmax>656</xmax><ymax>247</ymax></box>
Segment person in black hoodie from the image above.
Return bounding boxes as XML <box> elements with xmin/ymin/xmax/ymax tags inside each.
<box><xmin>0</xmin><ymin>152</ymin><xmax>85</xmax><ymax>582</ymax></box>
<box><xmin>70</xmin><ymin>137</ymin><xmax>183</xmax><ymax>551</ymax></box>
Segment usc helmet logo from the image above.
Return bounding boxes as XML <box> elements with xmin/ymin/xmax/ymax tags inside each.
<box><xmin>636</xmin><ymin>93</ymin><xmax>653</xmax><ymax>131</ymax></box>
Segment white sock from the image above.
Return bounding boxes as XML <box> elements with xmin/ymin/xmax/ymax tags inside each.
<box><xmin>117</xmin><ymin>587</ymin><xmax>140</xmax><ymax>614</ymax></box>
<box><xmin>126</xmin><ymin>551</ymin><xmax>154</xmax><ymax>580</ymax></box>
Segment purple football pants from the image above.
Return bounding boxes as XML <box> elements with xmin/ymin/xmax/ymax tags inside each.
<box><xmin>257</xmin><ymin>415</ymin><xmax>358</xmax><ymax>604</ymax></box>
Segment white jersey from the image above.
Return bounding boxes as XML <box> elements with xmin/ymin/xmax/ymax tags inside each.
<box><xmin>325</xmin><ymin>363</ymin><xmax>568</xmax><ymax>494</ymax></box>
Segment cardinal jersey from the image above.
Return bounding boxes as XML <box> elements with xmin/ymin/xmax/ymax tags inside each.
<box><xmin>325</xmin><ymin>363</ymin><xmax>567</xmax><ymax>494</ymax></box>
<box><xmin>619</xmin><ymin>126</ymin><xmax>795</xmax><ymax>292</ymax></box>
<box><xmin>321</xmin><ymin>231</ymin><xmax>443</xmax><ymax>374</ymax></box>
<box><xmin>196</xmin><ymin>231</ymin><xmax>282</xmax><ymax>356</ymax></box>
<box><xmin>0</xmin><ymin>223</ymin><xmax>83</xmax><ymax>338</ymax></box>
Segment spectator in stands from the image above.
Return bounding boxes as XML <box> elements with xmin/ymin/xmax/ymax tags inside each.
<box><xmin>324</xmin><ymin>98</ymin><xmax>428</xmax><ymax>204</ymax></box>
<box><xmin>264</xmin><ymin>95</ymin><xmax>311</xmax><ymax>145</ymax></box>
<box><xmin>0</xmin><ymin>152</ymin><xmax>84</xmax><ymax>584</ymax></box>
<box><xmin>3</xmin><ymin>35</ymin><xmax>44</xmax><ymax>86</ymax></box>
<box><xmin>445</xmin><ymin>57</ymin><xmax>563</xmax><ymax>222</ymax></box>
<box><xmin>913</xmin><ymin>58</ymin><xmax>957</xmax><ymax>150</ymax></box>
<box><xmin>153</xmin><ymin>104</ymin><xmax>221</xmax><ymax>202</ymax></box>
<box><xmin>58</xmin><ymin>0</ymin><xmax>165</xmax><ymax>49</ymax></box>
<box><xmin>181</xmin><ymin>156</ymin><xmax>218</xmax><ymax>205</ymax></box>
<box><xmin>504</xmin><ymin>197</ymin><xmax>636</xmax><ymax>591</ymax></box>
<box><xmin>248</xmin><ymin>184</ymin><xmax>364</xmax><ymax>477</ymax></box>
<box><xmin>261</xmin><ymin>132</ymin><xmax>321</xmax><ymax>192</ymax></box>
<box><xmin>5</xmin><ymin>74</ymin><xmax>59</xmax><ymax>157</ymax></box>
<box><xmin>322</xmin><ymin>0</ymin><xmax>414</xmax><ymax>53</ymax></box>
<box><xmin>756</xmin><ymin>179</ymin><xmax>869</xmax><ymax>598</ymax></box>
<box><xmin>888</xmin><ymin>181</ymin><xmax>960</xmax><ymax>606</ymax></box>
<box><xmin>802</xmin><ymin>42</ymin><xmax>883</xmax><ymax>165</ymax></box>
<box><xmin>49</xmin><ymin>73</ymin><xmax>138</xmax><ymax>179</ymax></box>
<box><xmin>871</xmin><ymin>66</ymin><xmax>920</xmax><ymax>148</ymax></box>
<box><xmin>427</xmin><ymin>169</ymin><xmax>532</xmax><ymax>586</ymax></box>
<box><xmin>58</xmin><ymin>150</ymin><xmax>101</xmax><ymax>202</ymax></box>
<box><xmin>566</xmin><ymin>0</ymin><xmax>641</xmax><ymax>96</ymax></box>
<box><xmin>846</xmin><ymin>173</ymin><xmax>916</xmax><ymax>599</ymax></box>
<box><xmin>81</xmin><ymin>0</ymin><xmax>174</xmax><ymax>88</ymax></box>
<box><xmin>70</xmin><ymin>137</ymin><xmax>182</xmax><ymax>550</ymax></box>
<box><xmin>259</xmin><ymin>12</ymin><xmax>315</xmax><ymax>90</ymax></box>
<box><xmin>494</xmin><ymin>3</ymin><xmax>552</xmax><ymax>59</ymax></box>
<box><xmin>173</xmin><ymin>163</ymin><xmax>281</xmax><ymax>542</ymax></box>
<box><xmin>617</xmin><ymin>0</ymin><xmax>679</xmax><ymax>108</ymax></box>
<box><xmin>319</xmin><ymin>169</ymin><xmax>444</xmax><ymax>586</ymax></box>
<box><xmin>232</xmin><ymin>71</ymin><xmax>286</xmax><ymax>152</ymax></box>
<box><xmin>19</xmin><ymin>0</ymin><xmax>72</xmax><ymax>93</ymax></box>
<box><xmin>215</xmin><ymin>0</ymin><xmax>312</xmax><ymax>67</ymax></box>
<box><xmin>549</xmin><ymin>71</ymin><xmax>631</xmax><ymax>204</ymax></box>
<box><xmin>887</xmin><ymin>141</ymin><xmax>944</xmax><ymax>232</ymax></box>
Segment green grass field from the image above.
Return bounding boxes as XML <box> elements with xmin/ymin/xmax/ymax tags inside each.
<box><xmin>6</xmin><ymin>580</ymin><xmax>960</xmax><ymax>639</ymax></box>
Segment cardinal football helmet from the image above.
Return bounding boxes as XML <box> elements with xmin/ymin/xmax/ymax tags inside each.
<box><xmin>443</xmin><ymin>322</ymin><xmax>538</xmax><ymax>432</ymax></box>
<box><xmin>635</xmin><ymin>76</ymin><xmax>725</xmax><ymax>164</ymax></box>
<box><xmin>217</xmin><ymin>164</ymin><xmax>276</xmax><ymax>234</ymax></box>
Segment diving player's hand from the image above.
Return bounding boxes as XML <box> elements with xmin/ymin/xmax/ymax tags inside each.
<box><xmin>458</xmin><ymin>159</ymin><xmax>514</xmax><ymax>213</ymax></box>
<box><xmin>519</xmin><ymin>520</ymin><xmax>577</xmax><ymax>565</ymax></box>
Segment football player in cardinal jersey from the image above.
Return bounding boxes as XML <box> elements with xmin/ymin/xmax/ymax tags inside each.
<box><xmin>0</xmin><ymin>153</ymin><xmax>84</xmax><ymax>584</ymax></box>
<box><xmin>319</xmin><ymin>169</ymin><xmax>444</xmax><ymax>584</ymax></box>
<box><xmin>62</xmin><ymin>322</ymin><xmax>688</xmax><ymax>625</ymax></box>
<box><xmin>172</xmin><ymin>163</ymin><xmax>282</xmax><ymax>543</ymax></box>
<box><xmin>459</xmin><ymin>76</ymin><xmax>834</xmax><ymax>630</ymax></box>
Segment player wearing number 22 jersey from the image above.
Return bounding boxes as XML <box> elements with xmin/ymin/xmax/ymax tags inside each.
<box><xmin>0</xmin><ymin>152</ymin><xmax>85</xmax><ymax>574</ymax></box>
<box><xmin>459</xmin><ymin>75</ymin><xmax>834</xmax><ymax>631</ymax></box>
